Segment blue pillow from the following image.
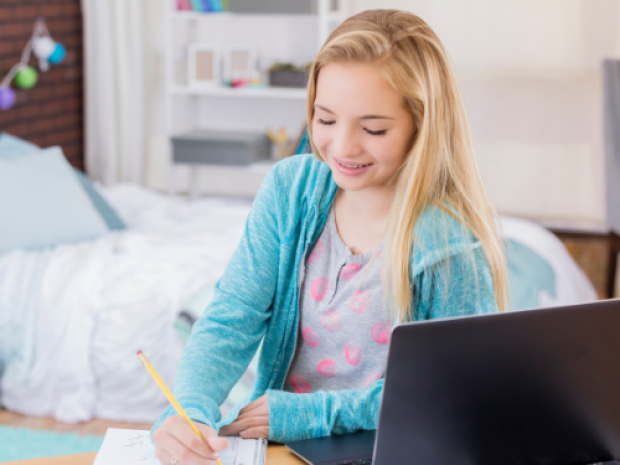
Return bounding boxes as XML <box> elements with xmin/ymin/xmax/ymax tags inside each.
<box><xmin>0</xmin><ymin>132</ymin><xmax>126</xmax><ymax>230</ymax></box>
<box><xmin>0</xmin><ymin>132</ymin><xmax>39</xmax><ymax>156</ymax></box>
<box><xmin>0</xmin><ymin>147</ymin><xmax>110</xmax><ymax>253</ymax></box>
<box><xmin>73</xmin><ymin>170</ymin><xmax>126</xmax><ymax>230</ymax></box>
<box><xmin>505</xmin><ymin>238</ymin><xmax>556</xmax><ymax>310</ymax></box>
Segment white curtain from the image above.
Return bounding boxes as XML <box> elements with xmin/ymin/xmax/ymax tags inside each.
<box><xmin>82</xmin><ymin>0</ymin><xmax>145</xmax><ymax>185</ymax></box>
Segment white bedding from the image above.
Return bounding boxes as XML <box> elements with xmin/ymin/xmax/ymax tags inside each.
<box><xmin>0</xmin><ymin>184</ymin><xmax>598</xmax><ymax>423</ymax></box>
<box><xmin>0</xmin><ymin>185</ymin><xmax>253</xmax><ymax>423</ymax></box>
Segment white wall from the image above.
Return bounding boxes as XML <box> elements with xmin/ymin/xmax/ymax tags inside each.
<box><xmin>353</xmin><ymin>0</ymin><xmax>620</xmax><ymax>226</ymax></box>
<box><xmin>142</xmin><ymin>0</ymin><xmax>620</xmax><ymax>225</ymax></box>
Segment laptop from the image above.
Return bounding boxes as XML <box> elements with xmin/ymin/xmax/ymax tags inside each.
<box><xmin>286</xmin><ymin>299</ymin><xmax>620</xmax><ymax>465</ymax></box>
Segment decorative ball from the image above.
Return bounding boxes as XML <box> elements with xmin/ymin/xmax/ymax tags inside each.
<box><xmin>39</xmin><ymin>58</ymin><xmax>50</xmax><ymax>72</ymax></box>
<box><xmin>33</xmin><ymin>36</ymin><xmax>56</xmax><ymax>60</ymax></box>
<box><xmin>0</xmin><ymin>87</ymin><xmax>16</xmax><ymax>111</ymax></box>
<box><xmin>15</xmin><ymin>66</ymin><xmax>38</xmax><ymax>89</ymax></box>
<box><xmin>48</xmin><ymin>43</ymin><xmax>66</xmax><ymax>64</ymax></box>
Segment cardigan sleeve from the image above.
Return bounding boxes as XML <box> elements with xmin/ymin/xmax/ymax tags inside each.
<box><xmin>151</xmin><ymin>166</ymin><xmax>282</xmax><ymax>434</ymax></box>
<box><xmin>267</xmin><ymin>246</ymin><xmax>498</xmax><ymax>442</ymax></box>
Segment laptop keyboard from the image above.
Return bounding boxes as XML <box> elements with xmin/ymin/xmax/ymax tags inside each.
<box><xmin>336</xmin><ymin>458</ymin><xmax>372</xmax><ymax>465</ymax></box>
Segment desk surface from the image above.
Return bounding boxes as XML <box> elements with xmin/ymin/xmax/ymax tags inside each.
<box><xmin>3</xmin><ymin>445</ymin><xmax>303</xmax><ymax>465</ymax></box>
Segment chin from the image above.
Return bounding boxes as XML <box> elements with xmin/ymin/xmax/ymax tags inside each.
<box><xmin>331</xmin><ymin>172</ymin><xmax>372</xmax><ymax>192</ymax></box>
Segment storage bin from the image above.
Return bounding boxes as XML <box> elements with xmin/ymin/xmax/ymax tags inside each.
<box><xmin>172</xmin><ymin>130</ymin><xmax>271</xmax><ymax>166</ymax></box>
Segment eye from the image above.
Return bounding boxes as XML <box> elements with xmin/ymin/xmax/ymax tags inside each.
<box><xmin>318</xmin><ymin>118</ymin><xmax>335</xmax><ymax>126</ymax></box>
<box><xmin>364</xmin><ymin>128</ymin><xmax>387</xmax><ymax>136</ymax></box>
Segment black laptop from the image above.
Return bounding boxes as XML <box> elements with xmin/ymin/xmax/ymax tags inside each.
<box><xmin>286</xmin><ymin>299</ymin><xmax>620</xmax><ymax>465</ymax></box>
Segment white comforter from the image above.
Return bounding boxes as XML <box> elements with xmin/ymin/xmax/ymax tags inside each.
<box><xmin>0</xmin><ymin>185</ymin><xmax>252</xmax><ymax>423</ymax></box>
<box><xmin>0</xmin><ymin>184</ymin><xmax>598</xmax><ymax>423</ymax></box>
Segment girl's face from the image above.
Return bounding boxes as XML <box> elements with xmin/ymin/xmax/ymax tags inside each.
<box><xmin>312</xmin><ymin>62</ymin><xmax>415</xmax><ymax>193</ymax></box>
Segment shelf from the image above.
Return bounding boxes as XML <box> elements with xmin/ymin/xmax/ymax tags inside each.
<box><xmin>171</xmin><ymin>85</ymin><xmax>307</xmax><ymax>99</ymax></box>
<box><xmin>170</xmin><ymin>11</ymin><xmax>314</xmax><ymax>20</ymax></box>
<box><xmin>174</xmin><ymin>158</ymin><xmax>276</xmax><ymax>171</ymax></box>
<box><xmin>170</xmin><ymin>11</ymin><xmax>232</xmax><ymax>20</ymax></box>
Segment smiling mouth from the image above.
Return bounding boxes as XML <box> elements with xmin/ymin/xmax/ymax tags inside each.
<box><xmin>336</xmin><ymin>159</ymin><xmax>373</xmax><ymax>169</ymax></box>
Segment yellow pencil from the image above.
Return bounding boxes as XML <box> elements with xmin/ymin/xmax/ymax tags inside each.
<box><xmin>137</xmin><ymin>350</ymin><xmax>224</xmax><ymax>465</ymax></box>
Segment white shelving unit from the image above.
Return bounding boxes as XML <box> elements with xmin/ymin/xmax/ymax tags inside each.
<box><xmin>170</xmin><ymin>85</ymin><xmax>307</xmax><ymax>99</ymax></box>
<box><xmin>162</xmin><ymin>0</ymin><xmax>351</xmax><ymax>197</ymax></box>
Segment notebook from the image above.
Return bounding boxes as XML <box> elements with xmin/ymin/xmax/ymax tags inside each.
<box><xmin>93</xmin><ymin>429</ymin><xmax>267</xmax><ymax>465</ymax></box>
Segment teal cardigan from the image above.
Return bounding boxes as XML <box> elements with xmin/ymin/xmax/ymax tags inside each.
<box><xmin>152</xmin><ymin>154</ymin><xmax>498</xmax><ymax>442</ymax></box>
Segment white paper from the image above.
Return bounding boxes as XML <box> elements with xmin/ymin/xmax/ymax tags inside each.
<box><xmin>93</xmin><ymin>429</ymin><xmax>267</xmax><ymax>465</ymax></box>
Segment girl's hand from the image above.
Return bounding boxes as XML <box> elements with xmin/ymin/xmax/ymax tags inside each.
<box><xmin>219</xmin><ymin>394</ymin><xmax>270</xmax><ymax>439</ymax></box>
<box><xmin>152</xmin><ymin>415</ymin><xmax>229</xmax><ymax>465</ymax></box>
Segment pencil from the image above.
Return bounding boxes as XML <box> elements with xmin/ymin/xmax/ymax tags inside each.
<box><xmin>137</xmin><ymin>350</ymin><xmax>224</xmax><ymax>465</ymax></box>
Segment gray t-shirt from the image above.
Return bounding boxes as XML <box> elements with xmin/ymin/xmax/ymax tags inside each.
<box><xmin>284</xmin><ymin>207</ymin><xmax>391</xmax><ymax>394</ymax></box>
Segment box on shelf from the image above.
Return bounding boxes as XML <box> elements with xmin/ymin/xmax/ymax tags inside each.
<box><xmin>228</xmin><ymin>0</ymin><xmax>317</xmax><ymax>14</ymax></box>
<box><xmin>268</xmin><ymin>69</ymin><xmax>309</xmax><ymax>88</ymax></box>
<box><xmin>172</xmin><ymin>130</ymin><xmax>271</xmax><ymax>166</ymax></box>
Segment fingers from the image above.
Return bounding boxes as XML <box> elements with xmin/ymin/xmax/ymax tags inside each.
<box><xmin>154</xmin><ymin>427</ymin><xmax>220</xmax><ymax>465</ymax></box>
<box><xmin>239</xmin><ymin>426</ymin><xmax>269</xmax><ymax>439</ymax></box>
<box><xmin>168</xmin><ymin>417</ymin><xmax>217</xmax><ymax>458</ymax></box>
<box><xmin>220</xmin><ymin>394</ymin><xmax>270</xmax><ymax>437</ymax></box>
<box><xmin>153</xmin><ymin>415</ymin><xmax>228</xmax><ymax>465</ymax></box>
<box><xmin>238</xmin><ymin>396</ymin><xmax>265</xmax><ymax>416</ymax></box>
<box><xmin>205</xmin><ymin>434</ymin><xmax>229</xmax><ymax>452</ymax></box>
<box><xmin>219</xmin><ymin>415</ymin><xmax>269</xmax><ymax>436</ymax></box>
<box><xmin>196</xmin><ymin>423</ymin><xmax>229</xmax><ymax>452</ymax></box>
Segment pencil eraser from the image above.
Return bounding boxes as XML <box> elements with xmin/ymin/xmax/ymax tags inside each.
<box><xmin>137</xmin><ymin>350</ymin><xmax>143</xmax><ymax>356</ymax></box>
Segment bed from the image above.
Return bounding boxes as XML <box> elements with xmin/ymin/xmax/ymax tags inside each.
<box><xmin>0</xmin><ymin>181</ymin><xmax>253</xmax><ymax>424</ymax></box>
<box><xmin>0</xmin><ymin>136</ymin><xmax>597</xmax><ymax>426</ymax></box>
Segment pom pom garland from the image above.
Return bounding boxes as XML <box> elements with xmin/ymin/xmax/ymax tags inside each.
<box><xmin>33</xmin><ymin>36</ymin><xmax>56</xmax><ymax>60</ymax></box>
<box><xmin>0</xmin><ymin>18</ymin><xmax>65</xmax><ymax>111</ymax></box>
<box><xmin>48</xmin><ymin>43</ymin><xmax>66</xmax><ymax>64</ymax></box>
<box><xmin>0</xmin><ymin>87</ymin><xmax>16</xmax><ymax>111</ymax></box>
<box><xmin>15</xmin><ymin>67</ymin><xmax>38</xmax><ymax>89</ymax></box>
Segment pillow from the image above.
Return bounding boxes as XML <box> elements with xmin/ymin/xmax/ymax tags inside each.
<box><xmin>0</xmin><ymin>132</ymin><xmax>39</xmax><ymax>157</ymax></box>
<box><xmin>73</xmin><ymin>170</ymin><xmax>126</xmax><ymax>230</ymax></box>
<box><xmin>0</xmin><ymin>133</ymin><xmax>126</xmax><ymax>230</ymax></box>
<box><xmin>0</xmin><ymin>147</ymin><xmax>109</xmax><ymax>253</ymax></box>
<box><xmin>505</xmin><ymin>238</ymin><xmax>556</xmax><ymax>310</ymax></box>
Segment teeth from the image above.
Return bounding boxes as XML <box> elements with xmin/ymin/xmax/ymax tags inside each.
<box><xmin>339</xmin><ymin>161</ymin><xmax>369</xmax><ymax>169</ymax></box>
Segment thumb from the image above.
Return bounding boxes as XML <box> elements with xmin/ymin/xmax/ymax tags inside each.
<box><xmin>196</xmin><ymin>423</ymin><xmax>229</xmax><ymax>452</ymax></box>
<box><xmin>206</xmin><ymin>435</ymin><xmax>229</xmax><ymax>451</ymax></box>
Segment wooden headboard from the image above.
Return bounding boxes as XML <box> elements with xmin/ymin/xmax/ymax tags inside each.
<box><xmin>0</xmin><ymin>0</ymin><xmax>84</xmax><ymax>170</ymax></box>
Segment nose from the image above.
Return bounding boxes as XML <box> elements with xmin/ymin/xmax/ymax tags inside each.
<box><xmin>330</xmin><ymin>123</ymin><xmax>363</xmax><ymax>159</ymax></box>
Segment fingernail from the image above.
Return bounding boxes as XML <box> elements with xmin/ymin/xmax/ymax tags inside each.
<box><xmin>212</xmin><ymin>453</ymin><xmax>221</xmax><ymax>459</ymax></box>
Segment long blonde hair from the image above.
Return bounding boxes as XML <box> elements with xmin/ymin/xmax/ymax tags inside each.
<box><xmin>306</xmin><ymin>10</ymin><xmax>509</xmax><ymax>320</ymax></box>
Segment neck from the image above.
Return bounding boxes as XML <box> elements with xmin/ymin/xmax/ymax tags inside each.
<box><xmin>336</xmin><ymin>185</ymin><xmax>393</xmax><ymax>226</ymax></box>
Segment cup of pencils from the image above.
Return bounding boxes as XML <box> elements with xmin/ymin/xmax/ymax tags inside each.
<box><xmin>267</xmin><ymin>128</ymin><xmax>290</xmax><ymax>160</ymax></box>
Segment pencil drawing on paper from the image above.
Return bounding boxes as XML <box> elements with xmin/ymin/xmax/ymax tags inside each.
<box><xmin>124</xmin><ymin>433</ymin><xmax>151</xmax><ymax>448</ymax></box>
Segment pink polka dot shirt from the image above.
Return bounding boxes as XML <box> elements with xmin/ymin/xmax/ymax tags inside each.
<box><xmin>284</xmin><ymin>206</ymin><xmax>391</xmax><ymax>394</ymax></box>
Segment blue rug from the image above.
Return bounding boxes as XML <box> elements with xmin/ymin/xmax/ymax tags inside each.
<box><xmin>0</xmin><ymin>426</ymin><xmax>104</xmax><ymax>462</ymax></box>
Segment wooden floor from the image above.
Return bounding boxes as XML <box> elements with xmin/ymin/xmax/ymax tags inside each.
<box><xmin>0</xmin><ymin>409</ymin><xmax>152</xmax><ymax>436</ymax></box>
<box><xmin>0</xmin><ymin>409</ymin><xmax>304</xmax><ymax>465</ymax></box>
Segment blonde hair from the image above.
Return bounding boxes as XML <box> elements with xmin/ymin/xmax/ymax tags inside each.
<box><xmin>306</xmin><ymin>9</ymin><xmax>509</xmax><ymax>320</ymax></box>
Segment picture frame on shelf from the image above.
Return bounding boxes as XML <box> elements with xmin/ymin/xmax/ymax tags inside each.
<box><xmin>187</xmin><ymin>43</ymin><xmax>221</xmax><ymax>89</ymax></box>
<box><xmin>222</xmin><ymin>45</ymin><xmax>257</xmax><ymax>84</ymax></box>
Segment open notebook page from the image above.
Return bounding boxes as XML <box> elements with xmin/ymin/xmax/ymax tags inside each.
<box><xmin>93</xmin><ymin>429</ymin><xmax>267</xmax><ymax>465</ymax></box>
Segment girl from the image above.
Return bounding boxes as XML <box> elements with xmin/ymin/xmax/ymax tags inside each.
<box><xmin>152</xmin><ymin>9</ymin><xmax>508</xmax><ymax>465</ymax></box>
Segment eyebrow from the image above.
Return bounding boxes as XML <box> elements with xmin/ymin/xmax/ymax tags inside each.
<box><xmin>314</xmin><ymin>104</ymin><xmax>395</xmax><ymax>120</ymax></box>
